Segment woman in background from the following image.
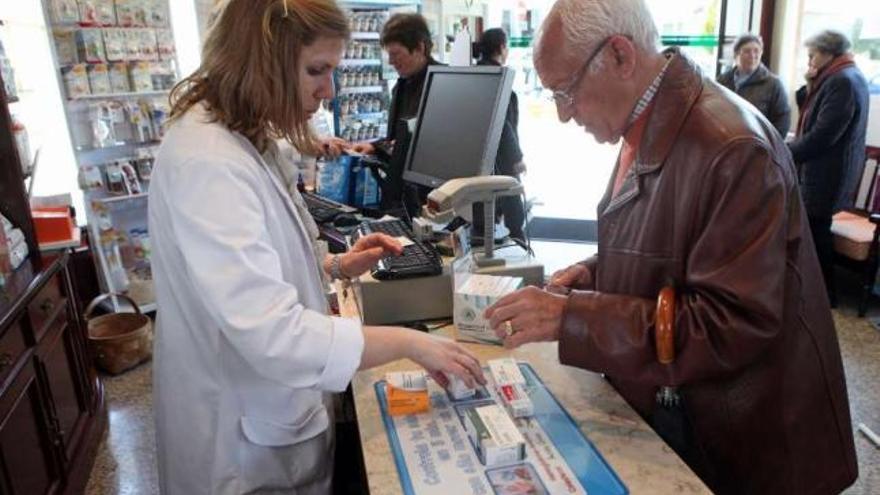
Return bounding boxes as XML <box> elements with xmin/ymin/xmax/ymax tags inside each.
<box><xmin>149</xmin><ymin>1</ymin><xmax>484</xmax><ymax>493</ymax></box>
<box><xmin>474</xmin><ymin>28</ymin><xmax>527</xmax><ymax>241</ymax></box>
<box><xmin>788</xmin><ymin>29</ymin><xmax>870</xmax><ymax>303</ymax></box>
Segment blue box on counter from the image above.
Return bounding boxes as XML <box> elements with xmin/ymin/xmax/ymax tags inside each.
<box><xmin>317</xmin><ymin>155</ymin><xmax>381</xmax><ymax>207</ymax></box>
<box><xmin>351</xmin><ymin>159</ymin><xmax>380</xmax><ymax>208</ymax></box>
<box><xmin>316</xmin><ymin>156</ymin><xmax>353</xmax><ymax>204</ymax></box>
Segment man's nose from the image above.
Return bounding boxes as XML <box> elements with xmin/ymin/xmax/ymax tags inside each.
<box><xmin>557</xmin><ymin>103</ymin><xmax>574</xmax><ymax>123</ymax></box>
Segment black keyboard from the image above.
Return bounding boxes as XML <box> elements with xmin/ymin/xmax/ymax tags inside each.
<box><xmin>355</xmin><ymin>219</ymin><xmax>443</xmax><ymax>280</ymax></box>
<box><xmin>302</xmin><ymin>191</ymin><xmax>356</xmax><ymax>224</ymax></box>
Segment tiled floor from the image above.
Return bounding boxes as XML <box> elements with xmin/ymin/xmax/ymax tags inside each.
<box><xmin>85</xmin><ymin>242</ymin><xmax>880</xmax><ymax>494</ymax></box>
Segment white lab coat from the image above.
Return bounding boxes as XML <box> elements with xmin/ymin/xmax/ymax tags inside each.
<box><xmin>148</xmin><ymin>106</ymin><xmax>364</xmax><ymax>494</ymax></box>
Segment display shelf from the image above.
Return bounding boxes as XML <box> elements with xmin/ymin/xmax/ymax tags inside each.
<box><xmin>40</xmin><ymin>0</ymin><xmax>174</xmax><ymax>311</ymax></box>
<box><xmin>340</xmin><ymin>58</ymin><xmax>382</xmax><ymax>67</ymax></box>
<box><xmin>333</xmin><ymin>7</ymin><xmax>393</xmax><ymax>141</ymax></box>
<box><xmin>68</xmin><ymin>90</ymin><xmax>170</xmax><ymax>101</ymax></box>
<box><xmin>38</xmin><ymin>226</ymin><xmax>81</xmax><ymax>251</ymax></box>
<box><xmin>339</xmin><ymin>85</ymin><xmax>384</xmax><ymax>95</ymax></box>
<box><xmin>351</xmin><ymin>31</ymin><xmax>380</xmax><ymax>40</ymax></box>
<box><xmin>75</xmin><ymin>140</ymin><xmax>161</xmax><ymax>153</ymax></box>
<box><xmin>93</xmin><ymin>193</ymin><xmax>148</xmax><ymax>204</ymax></box>
<box><xmin>342</xmin><ymin>111</ymin><xmax>385</xmax><ymax>120</ymax></box>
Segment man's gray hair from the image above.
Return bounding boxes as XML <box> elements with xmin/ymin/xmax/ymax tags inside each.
<box><xmin>548</xmin><ymin>0</ymin><xmax>659</xmax><ymax>70</ymax></box>
<box><xmin>804</xmin><ymin>30</ymin><xmax>852</xmax><ymax>57</ymax></box>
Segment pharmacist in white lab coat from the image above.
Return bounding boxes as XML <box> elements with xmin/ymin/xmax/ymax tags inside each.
<box><xmin>148</xmin><ymin>1</ymin><xmax>485</xmax><ymax>493</ymax></box>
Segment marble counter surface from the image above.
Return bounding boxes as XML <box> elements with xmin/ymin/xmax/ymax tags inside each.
<box><xmin>351</xmin><ymin>328</ymin><xmax>712</xmax><ymax>495</ymax></box>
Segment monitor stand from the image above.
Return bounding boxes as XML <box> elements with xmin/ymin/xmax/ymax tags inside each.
<box><xmin>473</xmin><ymin>198</ymin><xmax>506</xmax><ymax>268</ymax></box>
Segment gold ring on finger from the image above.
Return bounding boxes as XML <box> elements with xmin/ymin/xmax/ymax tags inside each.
<box><xmin>504</xmin><ymin>320</ymin><xmax>515</xmax><ymax>337</ymax></box>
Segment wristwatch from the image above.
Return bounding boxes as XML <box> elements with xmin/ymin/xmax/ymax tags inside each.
<box><xmin>330</xmin><ymin>254</ymin><xmax>349</xmax><ymax>281</ymax></box>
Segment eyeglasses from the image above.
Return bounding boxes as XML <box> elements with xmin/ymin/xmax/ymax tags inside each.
<box><xmin>548</xmin><ymin>36</ymin><xmax>615</xmax><ymax>108</ymax></box>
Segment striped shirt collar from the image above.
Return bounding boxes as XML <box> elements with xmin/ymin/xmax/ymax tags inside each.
<box><xmin>624</xmin><ymin>53</ymin><xmax>673</xmax><ymax>129</ymax></box>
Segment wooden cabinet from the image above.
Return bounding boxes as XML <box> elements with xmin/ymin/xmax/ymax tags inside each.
<box><xmin>0</xmin><ymin>352</ymin><xmax>58</xmax><ymax>495</ymax></box>
<box><xmin>0</xmin><ymin>255</ymin><xmax>106</xmax><ymax>495</ymax></box>
<box><xmin>1</xmin><ymin>56</ymin><xmax>105</xmax><ymax>495</ymax></box>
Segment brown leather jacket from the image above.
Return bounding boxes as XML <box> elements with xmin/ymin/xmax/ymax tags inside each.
<box><xmin>560</xmin><ymin>51</ymin><xmax>857</xmax><ymax>494</ymax></box>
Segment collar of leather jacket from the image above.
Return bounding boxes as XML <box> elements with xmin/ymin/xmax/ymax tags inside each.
<box><xmin>633</xmin><ymin>48</ymin><xmax>704</xmax><ymax>176</ymax></box>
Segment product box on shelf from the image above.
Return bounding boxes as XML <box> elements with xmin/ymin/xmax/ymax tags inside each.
<box><xmin>62</xmin><ymin>63</ymin><xmax>91</xmax><ymax>98</ymax></box>
<box><xmin>49</xmin><ymin>0</ymin><xmax>80</xmax><ymax>25</ymax></box>
<box><xmin>53</xmin><ymin>29</ymin><xmax>79</xmax><ymax>65</ymax></box>
<box><xmin>87</xmin><ymin>63</ymin><xmax>112</xmax><ymax>94</ymax></box>
<box><xmin>76</xmin><ymin>28</ymin><xmax>106</xmax><ymax>62</ymax></box>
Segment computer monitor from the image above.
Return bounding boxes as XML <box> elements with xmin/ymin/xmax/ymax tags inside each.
<box><xmin>402</xmin><ymin>66</ymin><xmax>514</xmax><ymax>190</ymax></box>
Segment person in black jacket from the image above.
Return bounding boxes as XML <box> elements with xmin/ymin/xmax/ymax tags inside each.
<box><xmin>349</xmin><ymin>13</ymin><xmax>441</xmax><ymax>208</ymax></box>
<box><xmin>788</xmin><ymin>30</ymin><xmax>870</xmax><ymax>301</ymax></box>
<box><xmin>717</xmin><ymin>34</ymin><xmax>791</xmax><ymax>137</ymax></box>
<box><xmin>474</xmin><ymin>28</ymin><xmax>527</xmax><ymax>240</ymax></box>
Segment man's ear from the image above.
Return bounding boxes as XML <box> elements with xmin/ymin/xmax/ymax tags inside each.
<box><xmin>610</xmin><ymin>36</ymin><xmax>637</xmax><ymax>78</ymax></box>
<box><xmin>416</xmin><ymin>41</ymin><xmax>426</xmax><ymax>56</ymax></box>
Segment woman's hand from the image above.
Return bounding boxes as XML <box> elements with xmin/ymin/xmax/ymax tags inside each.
<box><xmin>348</xmin><ymin>142</ymin><xmax>375</xmax><ymax>155</ymax></box>
<box><xmin>320</xmin><ymin>137</ymin><xmax>349</xmax><ymax>158</ymax></box>
<box><xmin>407</xmin><ymin>333</ymin><xmax>486</xmax><ymax>388</ymax></box>
<box><xmin>339</xmin><ymin>233</ymin><xmax>403</xmax><ymax>277</ymax></box>
<box><xmin>484</xmin><ymin>286</ymin><xmax>567</xmax><ymax>349</ymax></box>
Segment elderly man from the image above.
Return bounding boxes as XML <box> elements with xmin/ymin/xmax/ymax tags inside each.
<box><xmin>485</xmin><ymin>1</ymin><xmax>857</xmax><ymax>493</ymax></box>
<box><xmin>717</xmin><ymin>33</ymin><xmax>791</xmax><ymax>137</ymax></box>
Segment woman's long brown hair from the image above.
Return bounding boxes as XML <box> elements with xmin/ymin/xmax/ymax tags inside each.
<box><xmin>169</xmin><ymin>0</ymin><xmax>349</xmax><ymax>154</ymax></box>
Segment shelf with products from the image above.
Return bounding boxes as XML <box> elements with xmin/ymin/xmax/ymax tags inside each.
<box><xmin>333</xmin><ymin>7</ymin><xmax>395</xmax><ymax>142</ymax></box>
<box><xmin>42</xmin><ymin>0</ymin><xmax>179</xmax><ymax>312</ymax></box>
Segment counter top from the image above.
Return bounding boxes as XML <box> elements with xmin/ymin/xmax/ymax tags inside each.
<box><xmin>351</xmin><ymin>327</ymin><xmax>712</xmax><ymax>495</ymax></box>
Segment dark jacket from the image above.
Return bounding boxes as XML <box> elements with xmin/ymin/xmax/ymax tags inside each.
<box><xmin>384</xmin><ymin>58</ymin><xmax>442</xmax><ymax>144</ymax></box>
<box><xmin>377</xmin><ymin>58</ymin><xmax>443</xmax><ymax>208</ymax></box>
<box><xmin>476</xmin><ymin>59</ymin><xmax>523</xmax><ymax>175</ymax></box>
<box><xmin>717</xmin><ymin>63</ymin><xmax>791</xmax><ymax>137</ymax></box>
<box><xmin>789</xmin><ymin>65</ymin><xmax>870</xmax><ymax>218</ymax></box>
<box><xmin>560</xmin><ymin>51</ymin><xmax>856</xmax><ymax>494</ymax></box>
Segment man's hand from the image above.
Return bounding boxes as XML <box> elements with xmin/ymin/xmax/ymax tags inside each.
<box><xmin>484</xmin><ymin>286</ymin><xmax>567</xmax><ymax>349</ymax></box>
<box><xmin>339</xmin><ymin>233</ymin><xmax>403</xmax><ymax>277</ymax></box>
<box><xmin>320</xmin><ymin>137</ymin><xmax>349</xmax><ymax>158</ymax></box>
<box><xmin>547</xmin><ymin>262</ymin><xmax>593</xmax><ymax>292</ymax></box>
<box><xmin>348</xmin><ymin>142</ymin><xmax>375</xmax><ymax>155</ymax></box>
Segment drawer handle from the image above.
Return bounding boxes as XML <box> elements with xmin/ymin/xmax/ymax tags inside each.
<box><xmin>39</xmin><ymin>298</ymin><xmax>55</xmax><ymax>314</ymax></box>
<box><xmin>0</xmin><ymin>353</ymin><xmax>13</xmax><ymax>372</ymax></box>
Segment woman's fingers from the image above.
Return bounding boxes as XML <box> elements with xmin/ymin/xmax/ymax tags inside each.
<box><xmin>355</xmin><ymin>233</ymin><xmax>403</xmax><ymax>255</ymax></box>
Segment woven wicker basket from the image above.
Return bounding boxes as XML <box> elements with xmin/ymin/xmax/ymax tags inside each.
<box><xmin>85</xmin><ymin>293</ymin><xmax>153</xmax><ymax>375</ymax></box>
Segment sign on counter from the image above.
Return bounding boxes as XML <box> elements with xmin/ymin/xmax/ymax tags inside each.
<box><xmin>375</xmin><ymin>362</ymin><xmax>628</xmax><ymax>495</ymax></box>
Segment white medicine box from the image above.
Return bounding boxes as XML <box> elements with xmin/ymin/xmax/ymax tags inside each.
<box><xmin>453</xmin><ymin>274</ymin><xmax>523</xmax><ymax>345</ymax></box>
